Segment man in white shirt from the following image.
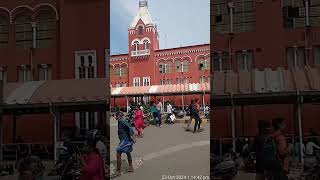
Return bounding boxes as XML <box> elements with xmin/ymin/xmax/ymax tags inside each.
<box><xmin>305</xmin><ymin>138</ymin><xmax>320</xmax><ymax>168</ymax></box>
<box><xmin>306</xmin><ymin>140</ymin><xmax>320</xmax><ymax>155</ymax></box>
<box><xmin>156</xmin><ymin>99</ymin><xmax>163</xmax><ymax>127</ymax></box>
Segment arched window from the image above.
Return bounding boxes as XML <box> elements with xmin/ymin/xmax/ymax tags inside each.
<box><xmin>182</xmin><ymin>60</ymin><xmax>190</xmax><ymax>72</ymax></box>
<box><xmin>167</xmin><ymin>61</ymin><xmax>172</xmax><ymax>73</ymax></box>
<box><xmin>120</xmin><ymin>64</ymin><xmax>128</xmax><ymax>76</ymax></box>
<box><xmin>36</xmin><ymin>10</ymin><xmax>56</xmax><ymax>48</ymax></box>
<box><xmin>87</xmin><ymin>55</ymin><xmax>94</xmax><ymax>78</ymax></box>
<box><xmin>143</xmin><ymin>40</ymin><xmax>149</xmax><ymax>50</ymax></box>
<box><xmin>0</xmin><ymin>15</ymin><xmax>9</xmax><ymax>48</ymax></box>
<box><xmin>198</xmin><ymin>58</ymin><xmax>209</xmax><ymax>70</ymax></box>
<box><xmin>79</xmin><ymin>56</ymin><xmax>86</xmax><ymax>78</ymax></box>
<box><xmin>133</xmin><ymin>41</ymin><xmax>139</xmax><ymax>51</ymax></box>
<box><xmin>175</xmin><ymin>60</ymin><xmax>181</xmax><ymax>72</ymax></box>
<box><xmin>15</xmin><ymin>13</ymin><xmax>33</xmax><ymax>48</ymax></box>
<box><xmin>138</xmin><ymin>26</ymin><xmax>144</xmax><ymax>35</ymax></box>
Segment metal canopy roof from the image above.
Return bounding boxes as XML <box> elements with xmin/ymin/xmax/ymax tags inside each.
<box><xmin>111</xmin><ymin>83</ymin><xmax>210</xmax><ymax>97</ymax></box>
<box><xmin>0</xmin><ymin>79</ymin><xmax>109</xmax><ymax>114</ymax></box>
<box><xmin>211</xmin><ymin>66</ymin><xmax>320</xmax><ymax>106</ymax></box>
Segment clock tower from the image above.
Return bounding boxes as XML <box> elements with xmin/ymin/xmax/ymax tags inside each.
<box><xmin>128</xmin><ymin>0</ymin><xmax>160</xmax><ymax>86</ymax></box>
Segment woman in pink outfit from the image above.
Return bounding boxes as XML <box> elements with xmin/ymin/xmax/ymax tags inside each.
<box><xmin>80</xmin><ymin>143</ymin><xmax>105</xmax><ymax>180</ymax></box>
<box><xmin>135</xmin><ymin>106</ymin><xmax>146</xmax><ymax>137</ymax></box>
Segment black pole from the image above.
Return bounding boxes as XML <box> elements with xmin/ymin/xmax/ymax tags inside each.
<box><xmin>13</xmin><ymin>115</ymin><xmax>16</xmax><ymax>143</ymax></box>
<box><xmin>0</xmin><ymin>80</ymin><xmax>3</xmax><ymax>160</ymax></box>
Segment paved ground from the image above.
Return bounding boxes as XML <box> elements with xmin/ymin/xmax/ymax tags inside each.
<box><xmin>110</xmin><ymin>120</ymin><xmax>210</xmax><ymax>180</ymax></box>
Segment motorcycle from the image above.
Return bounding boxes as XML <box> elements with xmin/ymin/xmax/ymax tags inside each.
<box><xmin>303</xmin><ymin>149</ymin><xmax>320</xmax><ymax>180</ymax></box>
<box><xmin>49</xmin><ymin>142</ymin><xmax>81</xmax><ymax>180</ymax></box>
<box><xmin>173</xmin><ymin>108</ymin><xmax>184</xmax><ymax>119</ymax></box>
<box><xmin>211</xmin><ymin>153</ymin><xmax>238</xmax><ymax>179</ymax></box>
<box><xmin>244</xmin><ymin>152</ymin><xmax>256</xmax><ymax>173</ymax></box>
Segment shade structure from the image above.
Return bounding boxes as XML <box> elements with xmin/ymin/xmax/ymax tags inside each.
<box><xmin>111</xmin><ymin>82</ymin><xmax>210</xmax><ymax>97</ymax></box>
<box><xmin>1</xmin><ymin>78</ymin><xmax>109</xmax><ymax>114</ymax></box>
<box><xmin>211</xmin><ymin>66</ymin><xmax>320</xmax><ymax>106</ymax></box>
<box><xmin>0</xmin><ymin>79</ymin><xmax>109</xmax><ymax>161</ymax></box>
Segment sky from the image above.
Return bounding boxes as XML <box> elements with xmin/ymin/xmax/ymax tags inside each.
<box><xmin>110</xmin><ymin>0</ymin><xmax>210</xmax><ymax>55</ymax></box>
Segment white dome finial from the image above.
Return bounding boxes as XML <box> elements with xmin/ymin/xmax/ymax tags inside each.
<box><xmin>139</xmin><ymin>0</ymin><xmax>148</xmax><ymax>8</ymax></box>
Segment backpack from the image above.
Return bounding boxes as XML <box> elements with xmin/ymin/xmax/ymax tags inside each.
<box><xmin>260</xmin><ymin>137</ymin><xmax>281</xmax><ymax>171</ymax></box>
<box><xmin>190</xmin><ymin>104</ymin><xmax>197</xmax><ymax>116</ymax></box>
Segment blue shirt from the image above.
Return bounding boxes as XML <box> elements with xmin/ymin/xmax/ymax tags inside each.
<box><xmin>118</xmin><ymin>118</ymin><xmax>134</xmax><ymax>141</ymax></box>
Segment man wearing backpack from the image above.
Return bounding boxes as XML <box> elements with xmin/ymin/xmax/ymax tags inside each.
<box><xmin>262</xmin><ymin>118</ymin><xmax>289</xmax><ymax>180</ymax></box>
<box><xmin>252</xmin><ymin>120</ymin><xmax>270</xmax><ymax>180</ymax></box>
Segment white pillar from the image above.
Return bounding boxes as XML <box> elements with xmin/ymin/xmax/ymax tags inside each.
<box><xmin>202</xmin><ymin>94</ymin><xmax>205</xmax><ymax>114</ymax></box>
<box><xmin>53</xmin><ymin>111</ymin><xmax>60</xmax><ymax>161</ymax></box>
<box><xmin>305</xmin><ymin>0</ymin><xmax>310</xmax><ymax>26</ymax></box>
<box><xmin>0</xmin><ymin>115</ymin><xmax>2</xmax><ymax>161</ymax></box>
<box><xmin>0</xmin><ymin>80</ymin><xmax>3</xmax><ymax>161</ymax></box>
<box><xmin>297</xmin><ymin>98</ymin><xmax>304</xmax><ymax>164</ymax></box>
<box><xmin>162</xmin><ymin>96</ymin><xmax>165</xmax><ymax>113</ymax></box>
<box><xmin>182</xmin><ymin>95</ymin><xmax>184</xmax><ymax>111</ymax></box>
<box><xmin>231</xmin><ymin>106</ymin><xmax>236</xmax><ymax>152</ymax></box>
<box><xmin>126</xmin><ymin>97</ymin><xmax>129</xmax><ymax>113</ymax></box>
<box><xmin>31</xmin><ymin>22</ymin><xmax>36</xmax><ymax>49</ymax></box>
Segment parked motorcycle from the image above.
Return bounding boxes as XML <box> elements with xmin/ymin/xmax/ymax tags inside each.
<box><xmin>173</xmin><ymin>108</ymin><xmax>184</xmax><ymax>119</ymax></box>
<box><xmin>303</xmin><ymin>150</ymin><xmax>320</xmax><ymax>180</ymax></box>
<box><xmin>211</xmin><ymin>153</ymin><xmax>238</xmax><ymax>179</ymax></box>
<box><xmin>49</xmin><ymin>142</ymin><xmax>81</xmax><ymax>180</ymax></box>
<box><xmin>244</xmin><ymin>152</ymin><xmax>256</xmax><ymax>173</ymax></box>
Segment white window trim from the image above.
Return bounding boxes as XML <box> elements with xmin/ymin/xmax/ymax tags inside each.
<box><xmin>75</xmin><ymin>50</ymin><xmax>97</xmax><ymax>79</ymax></box>
<box><xmin>133</xmin><ymin>77</ymin><xmax>141</xmax><ymax>87</ymax></box>
<box><xmin>143</xmin><ymin>76</ymin><xmax>151</xmax><ymax>86</ymax></box>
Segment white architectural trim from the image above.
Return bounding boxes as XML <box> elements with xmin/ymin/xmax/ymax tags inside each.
<box><xmin>5</xmin><ymin>3</ymin><xmax>59</xmax><ymax>23</ymax></box>
<box><xmin>141</xmin><ymin>37</ymin><xmax>151</xmax><ymax>43</ymax></box>
<box><xmin>131</xmin><ymin>38</ymin><xmax>141</xmax><ymax>45</ymax></box>
<box><xmin>173</xmin><ymin>56</ymin><xmax>193</xmax><ymax>63</ymax></box>
<box><xmin>136</xmin><ymin>24</ymin><xmax>145</xmax><ymax>30</ymax></box>
<box><xmin>195</xmin><ymin>54</ymin><xmax>210</xmax><ymax>62</ymax></box>
<box><xmin>33</xmin><ymin>3</ymin><xmax>59</xmax><ymax>20</ymax></box>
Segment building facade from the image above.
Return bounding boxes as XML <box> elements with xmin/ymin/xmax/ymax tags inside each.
<box><xmin>110</xmin><ymin>0</ymin><xmax>210</xmax><ymax>108</ymax></box>
<box><xmin>211</xmin><ymin>0</ymin><xmax>320</xmax><ymax>137</ymax></box>
<box><xmin>0</xmin><ymin>0</ymin><xmax>109</xmax><ymax>143</ymax></box>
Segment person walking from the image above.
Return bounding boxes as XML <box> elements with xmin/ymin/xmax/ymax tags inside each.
<box><xmin>166</xmin><ymin>102</ymin><xmax>173</xmax><ymax>124</ymax></box>
<box><xmin>150</xmin><ymin>101</ymin><xmax>158</xmax><ymax>124</ymax></box>
<box><xmin>80</xmin><ymin>142</ymin><xmax>105</xmax><ymax>180</ymax></box>
<box><xmin>135</xmin><ymin>106</ymin><xmax>146</xmax><ymax>137</ymax></box>
<box><xmin>186</xmin><ymin>100</ymin><xmax>195</xmax><ymax>130</ymax></box>
<box><xmin>193</xmin><ymin>99</ymin><xmax>202</xmax><ymax>133</ymax></box>
<box><xmin>115</xmin><ymin>111</ymin><xmax>136</xmax><ymax>177</ymax></box>
<box><xmin>252</xmin><ymin>120</ymin><xmax>270</xmax><ymax>180</ymax></box>
<box><xmin>264</xmin><ymin>118</ymin><xmax>289</xmax><ymax>180</ymax></box>
<box><xmin>156</xmin><ymin>99</ymin><xmax>163</xmax><ymax>127</ymax></box>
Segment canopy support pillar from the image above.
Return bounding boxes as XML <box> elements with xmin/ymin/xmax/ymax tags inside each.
<box><xmin>162</xmin><ymin>96</ymin><xmax>165</xmax><ymax>113</ymax></box>
<box><xmin>182</xmin><ymin>94</ymin><xmax>184</xmax><ymax>111</ymax></box>
<box><xmin>12</xmin><ymin>115</ymin><xmax>17</xmax><ymax>143</ymax></box>
<box><xmin>0</xmin><ymin>80</ymin><xmax>3</xmax><ymax>161</ymax></box>
<box><xmin>126</xmin><ymin>97</ymin><xmax>129</xmax><ymax>113</ymax></box>
<box><xmin>202</xmin><ymin>93</ymin><xmax>205</xmax><ymax>114</ymax></box>
<box><xmin>231</xmin><ymin>95</ymin><xmax>236</xmax><ymax>152</ymax></box>
<box><xmin>50</xmin><ymin>106</ymin><xmax>60</xmax><ymax>161</ymax></box>
<box><xmin>297</xmin><ymin>94</ymin><xmax>304</xmax><ymax>164</ymax></box>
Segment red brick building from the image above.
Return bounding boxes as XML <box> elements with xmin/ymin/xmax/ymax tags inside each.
<box><xmin>211</xmin><ymin>0</ymin><xmax>320</xmax><ymax>138</ymax></box>
<box><xmin>110</xmin><ymin>0</ymin><xmax>210</xmax><ymax>108</ymax></box>
<box><xmin>0</xmin><ymin>0</ymin><xmax>109</xmax><ymax>143</ymax></box>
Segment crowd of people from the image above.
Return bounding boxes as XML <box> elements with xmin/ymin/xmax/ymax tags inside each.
<box><xmin>113</xmin><ymin>98</ymin><xmax>207</xmax><ymax>177</ymax></box>
<box><xmin>15</xmin><ymin>130</ymin><xmax>107</xmax><ymax>180</ymax></box>
<box><xmin>250</xmin><ymin>118</ymin><xmax>320</xmax><ymax>180</ymax></box>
